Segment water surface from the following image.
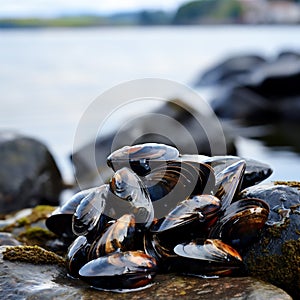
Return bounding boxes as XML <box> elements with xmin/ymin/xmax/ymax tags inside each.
<box><xmin>1</xmin><ymin>26</ymin><xmax>300</xmax><ymax>182</ymax></box>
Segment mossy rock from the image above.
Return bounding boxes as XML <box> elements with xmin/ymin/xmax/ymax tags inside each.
<box><xmin>3</xmin><ymin>245</ymin><xmax>65</xmax><ymax>267</ymax></box>
<box><xmin>0</xmin><ymin>205</ymin><xmax>70</xmax><ymax>254</ymax></box>
<box><xmin>240</xmin><ymin>183</ymin><xmax>300</xmax><ymax>298</ymax></box>
<box><xmin>0</xmin><ymin>205</ymin><xmax>56</xmax><ymax>232</ymax></box>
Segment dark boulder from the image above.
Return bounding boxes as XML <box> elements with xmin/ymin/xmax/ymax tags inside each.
<box><xmin>198</xmin><ymin>50</ymin><xmax>300</xmax><ymax>125</ymax></box>
<box><xmin>0</xmin><ymin>132</ymin><xmax>64</xmax><ymax>214</ymax></box>
<box><xmin>195</xmin><ymin>54</ymin><xmax>266</xmax><ymax>86</ymax></box>
<box><xmin>240</xmin><ymin>182</ymin><xmax>300</xmax><ymax>299</ymax></box>
<box><xmin>71</xmin><ymin>99</ymin><xmax>236</xmax><ymax>189</ymax></box>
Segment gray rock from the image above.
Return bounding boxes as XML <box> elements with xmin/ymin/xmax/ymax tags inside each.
<box><xmin>208</xmin><ymin>51</ymin><xmax>300</xmax><ymax>124</ymax></box>
<box><xmin>240</xmin><ymin>182</ymin><xmax>300</xmax><ymax>299</ymax></box>
<box><xmin>0</xmin><ymin>233</ymin><xmax>21</xmax><ymax>246</ymax></box>
<box><xmin>195</xmin><ymin>54</ymin><xmax>266</xmax><ymax>86</ymax></box>
<box><xmin>71</xmin><ymin>99</ymin><xmax>236</xmax><ymax>189</ymax></box>
<box><xmin>0</xmin><ymin>132</ymin><xmax>64</xmax><ymax>214</ymax></box>
<box><xmin>0</xmin><ymin>246</ymin><xmax>292</xmax><ymax>300</ymax></box>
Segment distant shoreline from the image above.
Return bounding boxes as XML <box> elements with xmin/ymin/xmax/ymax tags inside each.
<box><xmin>0</xmin><ymin>21</ymin><xmax>299</xmax><ymax>30</ymax></box>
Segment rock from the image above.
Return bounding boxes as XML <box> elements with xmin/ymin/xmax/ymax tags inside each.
<box><xmin>0</xmin><ymin>132</ymin><xmax>64</xmax><ymax>214</ymax></box>
<box><xmin>71</xmin><ymin>99</ymin><xmax>236</xmax><ymax>189</ymax></box>
<box><xmin>211</xmin><ymin>86</ymin><xmax>272</xmax><ymax>124</ymax></box>
<box><xmin>0</xmin><ymin>246</ymin><xmax>292</xmax><ymax>300</ymax></box>
<box><xmin>198</xmin><ymin>50</ymin><xmax>300</xmax><ymax>124</ymax></box>
<box><xmin>195</xmin><ymin>54</ymin><xmax>266</xmax><ymax>86</ymax></box>
<box><xmin>240</xmin><ymin>182</ymin><xmax>300</xmax><ymax>299</ymax></box>
<box><xmin>0</xmin><ymin>205</ymin><xmax>69</xmax><ymax>255</ymax></box>
<box><xmin>0</xmin><ymin>232</ymin><xmax>21</xmax><ymax>246</ymax></box>
<box><xmin>255</xmin><ymin>123</ymin><xmax>300</xmax><ymax>154</ymax></box>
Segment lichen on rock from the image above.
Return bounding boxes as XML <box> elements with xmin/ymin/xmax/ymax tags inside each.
<box><xmin>245</xmin><ymin>239</ymin><xmax>300</xmax><ymax>299</ymax></box>
<box><xmin>17</xmin><ymin>226</ymin><xmax>57</xmax><ymax>247</ymax></box>
<box><xmin>3</xmin><ymin>245</ymin><xmax>65</xmax><ymax>267</ymax></box>
<box><xmin>241</xmin><ymin>183</ymin><xmax>300</xmax><ymax>298</ymax></box>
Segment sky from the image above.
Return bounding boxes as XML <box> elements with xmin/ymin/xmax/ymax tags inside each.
<box><xmin>0</xmin><ymin>0</ymin><xmax>190</xmax><ymax>18</ymax></box>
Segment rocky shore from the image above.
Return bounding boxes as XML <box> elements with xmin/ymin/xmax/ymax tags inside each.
<box><xmin>0</xmin><ymin>144</ymin><xmax>299</xmax><ymax>298</ymax></box>
<box><xmin>1</xmin><ymin>53</ymin><xmax>300</xmax><ymax>298</ymax></box>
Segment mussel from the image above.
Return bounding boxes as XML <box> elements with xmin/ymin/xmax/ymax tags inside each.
<box><xmin>88</xmin><ymin>214</ymin><xmax>136</xmax><ymax>260</ymax></box>
<box><xmin>66</xmin><ymin>235</ymin><xmax>90</xmax><ymax>278</ymax></box>
<box><xmin>173</xmin><ymin>239</ymin><xmax>243</xmax><ymax>276</ymax></box>
<box><xmin>143</xmin><ymin>160</ymin><xmax>215</xmax><ymax>219</ymax></box>
<box><xmin>79</xmin><ymin>251</ymin><xmax>157</xmax><ymax>290</ymax></box>
<box><xmin>109</xmin><ymin>167</ymin><xmax>154</xmax><ymax>228</ymax></box>
<box><xmin>46</xmin><ymin>187</ymin><xmax>98</xmax><ymax>239</ymax></box>
<box><xmin>205</xmin><ymin>155</ymin><xmax>273</xmax><ymax>190</ymax></box>
<box><xmin>209</xmin><ymin>198</ymin><xmax>270</xmax><ymax>249</ymax></box>
<box><xmin>107</xmin><ymin>143</ymin><xmax>179</xmax><ymax>176</ymax></box>
<box><xmin>44</xmin><ymin>142</ymin><xmax>275</xmax><ymax>292</ymax></box>
<box><xmin>151</xmin><ymin>195</ymin><xmax>221</xmax><ymax>234</ymax></box>
<box><xmin>72</xmin><ymin>185</ymin><xmax>108</xmax><ymax>236</ymax></box>
<box><xmin>215</xmin><ymin>160</ymin><xmax>246</xmax><ymax>210</ymax></box>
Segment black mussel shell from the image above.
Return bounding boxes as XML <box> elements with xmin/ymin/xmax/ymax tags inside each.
<box><xmin>66</xmin><ymin>235</ymin><xmax>90</xmax><ymax>278</ymax></box>
<box><xmin>144</xmin><ymin>160</ymin><xmax>215</xmax><ymax>199</ymax></box>
<box><xmin>206</xmin><ymin>156</ymin><xmax>273</xmax><ymax>190</ymax></box>
<box><xmin>88</xmin><ymin>214</ymin><xmax>136</xmax><ymax>260</ymax></box>
<box><xmin>72</xmin><ymin>185</ymin><xmax>108</xmax><ymax>236</ymax></box>
<box><xmin>215</xmin><ymin>160</ymin><xmax>246</xmax><ymax>210</ymax></box>
<box><xmin>79</xmin><ymin>251</ymin><xmax>157</xmax><ymax>290</ymax></box>
<box><xmin>151</xmin><ymin>195</ymin><xmax>221</xmax><ymax>234</ymax></box>
<box><xmin>173</xmin><ymin>239</ymin><xmax>243</xmax><ymax>276</ymax></box>
<box><xmin>144</xmin><ymin>232</ymin><xmax>177</xmax><ymax>271</ymax></box>
<box><xmin>46</xmin><ymin>187</ymin><xmax>97</xmax><ymax>239</ymax></box>
<box><xmin>107</xmin><ymin>143</ymin><xmax>179</xmax><ymax>176</ymax></box>
<box><xmin>143</xmin><ymin>160</ymin><xmax>215</xmax><ymax>219</ymax></box>
<box><xmin>209</xmin><ymin>198</ymin><xmax>270</xmax><ymax>249</ymax></box>
<box><xmin>175</xmin><ymin>158</ymin><xmax>216</xmax><ymax>195</ymax></box>
<box><xmin>109</xmin><ymin>167</ymin><xmax>154</xmax><ymax>229</ymax></box>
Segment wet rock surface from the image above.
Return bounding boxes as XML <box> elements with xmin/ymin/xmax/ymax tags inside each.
<box><xmin>0</xmin><ymin>132</ymin><xmax>64</xmax><ymax>214</ymax></box>
<box><xmin>240</xmin><ymin>182</ymin><xmax>300</xmax><ymax>299</ymax></box>
<box><xmin>0</xmin><ymin>246</ymin><xmax>292</xmax><ymax>300</ymax></box>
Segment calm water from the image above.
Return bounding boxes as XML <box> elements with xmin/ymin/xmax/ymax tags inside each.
<box><xmin>1</xmin><ymin>26</ymin><xmax>300</xmax><ymax>182</ymax></box>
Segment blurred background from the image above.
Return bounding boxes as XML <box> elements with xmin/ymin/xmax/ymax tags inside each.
<box><xmin>1</xmin><ymin>0</ymin><xmax>300</xmax><ymax>186</ymax></box>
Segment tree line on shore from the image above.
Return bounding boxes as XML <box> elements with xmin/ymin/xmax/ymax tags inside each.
<box><xmin>0</xmin><ymin>0</ymin><xmax>299</xmax><ymax>28</ymax></box>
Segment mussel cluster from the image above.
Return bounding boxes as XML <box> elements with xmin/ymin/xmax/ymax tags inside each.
<box><xmin>46</xmin><ymin>143</ymin><xmax>272</xmax><ymax>291</ymax></box>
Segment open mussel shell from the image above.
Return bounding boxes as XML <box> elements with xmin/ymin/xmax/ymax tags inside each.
<box><xmin>173</xmin><ymin>239</ymin><xmax>243</xmax><ymax>276</ymax></box>
<box><xmin>66</xmin><ymin>235</ymin><xmax>90</xmax><ymax>278</ymax></box>
<box><xmin>209</xmin><ymin>198</ymin><xmax>270</xmax><ymax>249</ymax></box>
<box><xmin>79</xmin><ymin>251</ymin><xmax>157</xmax><ymax>290</ymax></box>
<box><xmin>150</xmin><ymin>195</ymin><xmax>221</xmax><ymax>234</ymax></box>
<box><xmin>88</xmin><ymin>214</ymin><xmax>136</xmax><ymax>260</ymax></box>
<box><xmin>215</xmin><ymin>160</ymin><xmax>246</xmax><ymax>210</ymax></box>
<box><xmin>46</xmin><ymin>187</ymin><xmax>97</xmax><ymax>239</ymax></box>
<box><xmin>72</xmin><ymin>185</ymin><xmax>108</xmax><ymax>237</ymax></box>
<box><xmin>107</xmin><ymin>143</ymin><xmax>179</xmax><ymax>176</ymax></box>
<box><xmin>109</xmin><ymin>167</ymin><xmax>154</xmax><ymax>229</ymax></box>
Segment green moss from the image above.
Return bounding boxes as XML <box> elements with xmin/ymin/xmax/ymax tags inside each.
<box><xmin>19</xmin><ymin>205</ymin><xmax>56</xmax><ymax>225</ymax></box>
<box><xmin>274</xmin><ymin>181</ymin><xmax>300</xmax><ymax>190</ymax></box>
<box><xmin>3</xmin><ymin>245</ymin><xmax>66</xmax><ymax>267</ymax></box>
<box><xmin>267</xmin><ymin>219</ymin><xmax>290</xmax><ymax>239</ymax></box>
<box><xmin>0</xmin><ymin>205</ymin><xmax>56</xmax><ymax>232</ymax></box>
<box><xmin>17</xmin><ymin>227</ymin><xmax>56</xmax><ymax>247</ymax></box>
<box><xmin>246</xmin><ymin>239</ymin><xmax>300</xmax><ymax>298</ymax></box>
